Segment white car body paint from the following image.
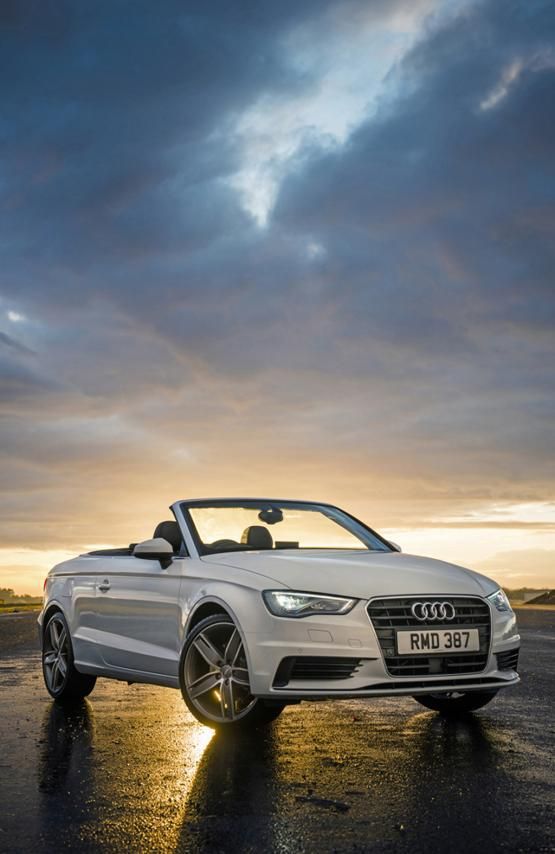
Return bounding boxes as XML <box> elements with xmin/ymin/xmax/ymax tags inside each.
<box><xmin>39</xmin><ymin>499</ymin><xmax>520</xmax><ymax>701</ymax></box>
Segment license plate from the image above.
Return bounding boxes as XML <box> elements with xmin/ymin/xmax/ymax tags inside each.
<box><xmin>396</xmin><ymin>628</ymin><xmax>480</xmax><ymax>655</ymax></box>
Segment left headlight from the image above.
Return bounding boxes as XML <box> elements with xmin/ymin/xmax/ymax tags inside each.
<box><xmin>487</xmin><ymin>588</ymin><xmax>512</xmax><ymax>612</ymax></box>
<box><xmin>262</xmin><ymin>590</ymin><xmax>357</xmax><ymax>618</ymax></box>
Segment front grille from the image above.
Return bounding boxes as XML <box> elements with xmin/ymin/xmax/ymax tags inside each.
<box><xmin>367</xmin><ymin>597</ymin><xmax>491</xmax><ymax>677</ymax></box>
<box><xmin>496</xmin><ymin>647</ymin><xmax>519</xmax><ymax>671</ymax></box>
<box><xmin>273</xmin><ymin>656</ymin><xmax>363</xmax><ymax>687</ymax></box>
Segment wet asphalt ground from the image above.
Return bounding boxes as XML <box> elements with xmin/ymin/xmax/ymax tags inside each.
<box><xmin>0</xmin><ymin>610</ymin><xmax>553</xmax><ymax>854</ymax></box>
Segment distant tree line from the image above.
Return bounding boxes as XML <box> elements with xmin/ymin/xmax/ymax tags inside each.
<box><xmin>0</xmin><ymin>587</ymin><xmax>42</xmax><ymax>604</ymax></box>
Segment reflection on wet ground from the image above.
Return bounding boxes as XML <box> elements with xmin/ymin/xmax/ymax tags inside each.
<box><xmin>1</xmin><ymin>610</ymin><xmax>554</xmax><ymax>852</ymax></box>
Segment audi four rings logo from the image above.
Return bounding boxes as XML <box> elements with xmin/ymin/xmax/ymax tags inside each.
<box><xmin>411</xmin><ymin>601</ymin><xmax>456</xmax><ymax>621</ymax></box>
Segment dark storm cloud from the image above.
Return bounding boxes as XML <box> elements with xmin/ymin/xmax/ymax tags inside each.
<box><xmin>0</xmin><ymin>0</ymin><xmax>554</xmax><ymax>554</ymax></box>
<box><xmin>0</xmin><ymin>0</ymin><xmax>336</xmax><ymax>305</ymax></box>
<box><xmin>272</xmin><ymin>0</ymin><xmax>555</xmax><ymax>466</ymax></box>
<box><xmin>0</xmin><ymin>331</ymin><xmax>34</xmax><ymax>355</ymax></box>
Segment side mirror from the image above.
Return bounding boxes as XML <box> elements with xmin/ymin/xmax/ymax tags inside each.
<box><xmin>389</xmin><ymin>541</ymin><xmax>402</xmax><ymax>552</ymax></box>
<box><xmin>133</xmin><ymin>538</ymin><xmax>174</xmax><ymax>569</ymax></box>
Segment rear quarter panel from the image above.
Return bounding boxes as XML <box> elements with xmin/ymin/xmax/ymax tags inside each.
<box><xmin>43</xmin><ymin>557</ymin><xmax>104</xmax><ymax>667</ymax></box>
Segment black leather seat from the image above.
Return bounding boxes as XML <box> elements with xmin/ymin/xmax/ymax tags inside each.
<box><xmin>241</xmin><ymin>525</ymin><xmax>273</xmax><ymax>550</ymax></box>
<box><xmin>153</xmin><ymin>521</ymin><xmax>183</xmax><ymax>553</ymax></box>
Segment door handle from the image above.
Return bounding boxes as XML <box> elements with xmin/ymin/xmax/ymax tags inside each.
<box><xmin>98</xmin><ymin>580</ymin><xmax>110</xmax><ymax>592</ymax></box>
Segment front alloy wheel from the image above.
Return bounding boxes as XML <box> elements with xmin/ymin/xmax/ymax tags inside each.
<box><xmin>180</xmin><ymin>614</ymin><xmax>284</xmax><ymax>729</ymax></box>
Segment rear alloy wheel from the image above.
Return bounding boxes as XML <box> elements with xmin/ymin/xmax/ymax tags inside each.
<box><xmin>42</xmin><ymin>612</ymin><xmax>96</xmax><ymax>702</ymax></box>
<box><xmin>180</xmin><ymin>614</ymin><xmax>284</xmax><ymax>729</ymax></box>
<box><xmin>413</xmin><ymin>690</ymin><xmax>498</xmax><ymax>715</ymax></box>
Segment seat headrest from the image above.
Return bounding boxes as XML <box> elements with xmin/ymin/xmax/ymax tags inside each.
<box><xmin>241</xmin><ymin>525</ymin><xmax>273</xmax><ymax>550</ymax></box>
<box><xmin>153</xmin><ymin>521</ymin><xmax>182</xmax><ymax>553</ymax></box>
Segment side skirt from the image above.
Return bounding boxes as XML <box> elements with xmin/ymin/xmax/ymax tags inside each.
<box><xmin>74</xmin><ymin>660</ymin><xmax>179</xmax><ymax>689</ymax></box>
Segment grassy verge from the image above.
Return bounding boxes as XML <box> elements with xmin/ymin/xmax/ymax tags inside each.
<box><xmin>0</xmin><ymin>603</ymin><xmax>41</xmax><ymax>614</ymax></box>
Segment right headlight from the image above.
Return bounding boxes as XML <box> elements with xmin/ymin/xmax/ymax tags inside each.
<box><xmin>487</xmin><ymin>588</ymin><xmax>512</xmax><ymax>612</ymax></box>
<box><xmin>262</xmin><ymin>590</ymin><xmax>357</xmax><ymax>618</ymax></box>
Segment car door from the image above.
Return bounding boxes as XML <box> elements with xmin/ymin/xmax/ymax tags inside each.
<box><xmin>93</xmin><ymin>554</ymin><xmax>185</xmax><ymax>680</ymax></box>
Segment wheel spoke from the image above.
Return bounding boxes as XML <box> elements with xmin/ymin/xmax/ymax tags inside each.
<box><xmin>57</xmin><ymin>655</ymin><xmax>68</xmax><ymax>677</ymax></box>
<box><xmin>50</xmin><ymin>659</ymin><xmax>60</xmax><ymax>689</ymax></box>
<box><xmin>232</xmin><ymin>668</ymin><xmax>250</xmax><ymax>687</ymax></box>
<box><xmin>49</xmin><ymin>621</ymin><xmax>60</xmax><ymax>650</ymax></box>
<box><xmin>221</xmin><ymin>678</ymin><xmax>234</xmax><ymax>719</ymax></box>
<box><xmin>224</xmin><ymin>629</ymin><xmax>242</xmax><ymax>665</ymax></box>
<box><xmin>193</xmin><ymin>633</ymin><xmax>222</xmax><ymax>668</ymax></box>
<box><xmin>43</xmin><ymin>651</ymin><xmax>57</xmax><ymax>665</ymax></box>
<box><xmin>188</xmin><ymin>671</ymin><xmax>220</xmax><ymax>699</ymax></box>
<box><xmin>58</xmin><ymin>628</ymin><xmax>67</xmax><ymax>652</ymax></box>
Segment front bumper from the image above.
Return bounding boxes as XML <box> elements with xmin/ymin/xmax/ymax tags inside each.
<box><xmin>245</xmin><ymin>598</ymin><xmax>520</xmax><ymax>700</ymax></box>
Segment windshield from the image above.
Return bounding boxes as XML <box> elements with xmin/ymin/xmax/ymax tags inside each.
<box><xmin>181</xmin><ymin>500</ymin><xmax>391</xmax><ymax>555</ymax></box>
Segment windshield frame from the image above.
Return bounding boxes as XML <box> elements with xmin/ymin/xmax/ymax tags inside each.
<box><xmin>179</xmin><ymin>498</ymin><xmax>393</xmax><ymax>556</ymax></box>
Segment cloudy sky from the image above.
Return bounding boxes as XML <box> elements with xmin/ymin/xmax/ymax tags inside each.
<box><xmin>1</xmin><ymin>0</ymin><xmax>554</xmax><ymax>593</ymax></box>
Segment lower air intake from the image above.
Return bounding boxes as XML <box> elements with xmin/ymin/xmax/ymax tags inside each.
<box><xmin>496</xmin><ymin>648</ymin><xmax>519</xmax><ymax>671</ymax></box>
<box><xmin>273</xmin><ymin>656</ymin><xmax>363</xmax><ymax>687</ymax></box>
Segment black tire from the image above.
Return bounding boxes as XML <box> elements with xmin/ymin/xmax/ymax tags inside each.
<box><xmin>179</xmin><ymin>614</ymin><xmax>285</xmax><ymax>730</ymax></box>
<box><xmin>42</xmin><ymin>611</ymin><xmax>97</xmax><ymax>702</ymax></box>
<box><xmin>413</xmin><ymin>690</ymin><xmax>498</xmax><ymax>715</ymax></box>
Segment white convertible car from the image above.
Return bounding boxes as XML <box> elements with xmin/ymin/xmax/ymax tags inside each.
<box><xmin>39</xmin><ymin>498</ymin><xmax>520</xmax><ymax>729</ymax></box>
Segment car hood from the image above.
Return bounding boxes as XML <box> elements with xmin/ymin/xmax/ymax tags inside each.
<box><xmin>201</xmin><ymin>550</ymin><xmax>499</xmax><ymax>599</ymax></box>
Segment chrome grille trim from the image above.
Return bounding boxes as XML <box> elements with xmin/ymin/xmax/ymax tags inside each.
<box><xmin>367</xmin><ymin>596</ymin><xmax>492</xmax><ymax>677</ymax></box>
